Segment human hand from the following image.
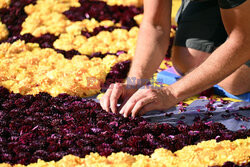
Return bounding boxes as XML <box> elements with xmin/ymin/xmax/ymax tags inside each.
<box><xmin>100</xmin><ymin>83</ymin><xmax>138</xmax><ymax>113</ymax></box>
<box><xmin>119</xmin><ymin>85</ymin><xmax>179</xmax><ymax>118</ymax></box>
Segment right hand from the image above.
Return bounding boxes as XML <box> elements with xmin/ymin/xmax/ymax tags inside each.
<box><xmin>100</xmin><ymin>83</ymin><xmax>137</xmax><ymax>113</ymax></box>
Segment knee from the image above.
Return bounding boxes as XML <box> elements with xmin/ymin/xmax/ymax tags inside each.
<box><xmin>218</xmin><ymin>65</ymin><xmax>250</xmax><ymax>96</ymax></box>
<box><xmin>223</xmin><ymin>88</ymin><xmax>244</xmax><ymax>96</ymax></box>
<box><xmin>218</xmin><ymin>84</ymin><xmax>249</xmax><ymax>96</ymax></box>
<box><xmin>171</xmin><ymin>46</ymin><xmax>210</xmax><ymax>74</ymax></box>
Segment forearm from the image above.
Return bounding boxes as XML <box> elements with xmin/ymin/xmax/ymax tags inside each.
<box><xmin>169</xmin><ymin>37</ymin><xmax>250</xmax><ymax>100</ymax></box>
<box><xmin>169</xmin><ymin>1</ymin><xmax>250</xmax><ymax>101</ymax></box>
<box><xmin>127</xmin><ymin>0</ymin><xmax>172</xmax><ymax>86</ymax></box>
<box><xmin>128</xmin><ymin>22</ymin><xmax>170</xmax><ymax>82</ymax></box>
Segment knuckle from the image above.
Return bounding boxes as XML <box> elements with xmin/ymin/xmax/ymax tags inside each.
<box><xmin>113</xmin><ymin>83</ymin><xmax>122</xmax><ymax>91</ymax></box>
<box><xmin>106</xmin><ymin>91</ymin><xmax>113</xmax><ymax>98</ymax></box>
<box><xmin>115</xmin><ymin>82</ymin><xmax>122</xmax><ymax>87</ymax></box>
<box><xmin>138</xmin><ymin>101</ymin><xmax>144</xmax><ymax>106</ymax></box>
<box><xmin>146</xmin><ymin>89</ymin><xmax>153</xmax><ymax>94</ymax></box>
<box><xmin>116</xmin><ymin>82</ymin><xmax>123</xmax><ymax>87</ymax></box>
<box><xmin>113</xmin><ymin>84</ymin><xmax>119</xmax><ymax>89</ymax></box>
<box><xmin>111</xmin><ymin>91</ymin><xmax>120</xmax><ymax>100</ymax></box>
<box><xmin>149</xmin><ymin>95</ymin><xmax>156</xmax><ymax>101</ymax></box>
<box><xmin>129</xmin><ymin>100</ymin><xmax>137</xmax><ymax>105</ymax></box>
<box><xmin>109</xmin><ymin>83</ymin><xmax>115</xmax><ymax>89</ymax></box>
<box><xmin>149</xmin><ymin>92</ymin><xmax>156</xmax><ymax>97</ymax></box>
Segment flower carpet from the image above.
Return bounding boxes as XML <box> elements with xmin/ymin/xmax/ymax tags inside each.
<box><xmin>0</xmin><ymin>0</ymin><xmax>249</xmax><ymax>166</ymax></box>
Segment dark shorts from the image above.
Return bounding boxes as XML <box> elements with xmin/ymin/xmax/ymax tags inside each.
<box><xmin>174</xmin><ymin>0</ymin><xmax>250</xmax><ymax>66</ymax></box>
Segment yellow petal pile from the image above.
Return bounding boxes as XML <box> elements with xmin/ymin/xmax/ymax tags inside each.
<box><xmin>0</xmin><ymin>21</ymin><xmax>8</xmax><ymax>41</ymax></box>
<box><xmin>133</xmin><ymin>14</ymin><xmax>143</xmax><ymax>25</ymax></box>
<box><xmin>21</xmin><ymin>0</ymin><xmax>80</xmax><ymax>37</ymax></box>
<box><xmin>0</xmin><ymin>0</ymin><xmax>10</xmax><ymax>9</ymax></box>
<box><xmin>0</xmin><ymin>1</ymin><xmax>248</xmax><ymax>166</ymax></box>
<box><xmin>21</xmin><ymin>0</ymin><xmax>128</xmax><ymax>38</ymax></box>
<box><xmin>1</xmin><ymin>138</ymin><xmax>249</xmax><ymax>167</ymax></box>
<box><xmin>100</xmin><ymin>0</ymin><xmax>143</xmax><ymax>7</ymax></box>
<box><xmin>54</xmin><ymin>27</ymin><xmax>139</xmax><ymax>55</ymax></box>
<box><xmin>0</xmin><ymin>40</ymin><xmax>132</xmax><ymax>97</ymax></box>
<box><xmin>52</xmin><ymin>19</ymin><xmax>122</xmax><ymax>51</ymax></box>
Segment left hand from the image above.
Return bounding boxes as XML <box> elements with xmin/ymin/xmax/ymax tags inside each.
<box><xmin>119</xmin><ymin>85</ymin><xmax>179</xmax><ymax>118</ymax></box>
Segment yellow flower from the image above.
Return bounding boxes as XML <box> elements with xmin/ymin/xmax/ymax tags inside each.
<box><xmin>100</xmin><ymin>0</ymin><xmax>143</xmax><ymax>7</ymax></box>
<box><xmin>21</xmin><ymin>0</ymin><xmax>80</xmax><ymax>37</ymax></box>
<box><xmin>0</xmin><ymin>41</ymin><xmax>97</xmax><ymax>97</ymax></box>
<box><xmin>134</xmin><ymin>14</ymin><xmax>143</xmax><ymax>25</ymax></box>
<box><xmin>0</xmin><ymin>0</ymin><xmax>10</xmax><ymax>9</ymax></box>
<box><xmin>0</xmin><ymin>22</ymin><xmax>8</xmax><ymax>41</ymax></box>
<box><xmin>8</xmin><ymin>138</ymin><xmax>249</xmax><ymax>167</ymax></box>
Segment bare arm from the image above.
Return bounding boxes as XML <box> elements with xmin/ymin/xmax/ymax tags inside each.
<box><xmin>100</xmin><ymin>0</ymin><xmax>172</xmax><ymax>113</ymax></box>
<box><xmin>119</xmin><ymin>0</ymin><xmax>250</xmax><ymax>118</ymax></box>
<box><xmin>127</xmin><ymin>0</ymin><xmax>172</xmax><ymax>85</ymax></box>
<box><xmin>169</xmin><ymin>0</ymin><xmax>250</xmax><ymax>100</ymax></box>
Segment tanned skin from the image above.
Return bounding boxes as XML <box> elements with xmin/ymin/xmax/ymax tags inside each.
<box><xmin>100</xmin><ymin>0</ymin><xmax>250</xmax><ymax>118</ymax></box>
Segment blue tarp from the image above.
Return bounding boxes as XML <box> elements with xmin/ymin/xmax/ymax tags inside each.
<box><xmin>143</xmin><ymin>99</ymin><xmax>250</xmax><ymax>131</ymax></box>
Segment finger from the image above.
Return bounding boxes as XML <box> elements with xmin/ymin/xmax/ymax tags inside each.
<box><xmin>110</xmin><ymin>83</ymin><xmax>123</xmax><ymax>113</ymax></box>
<box><xmin>138</xmin><ymin>103</ymin><xmax>157</xmax><ymax>116</ymax></box>
<box><xmin>117</xmin><ymin>96</ymin><xmax>130</xmax><ymax>113</ymax></box>
<box><xmin>100</xmin><ymin>96</ymin><xmax>104</xmax><ymax>109</ymax></box>
<box><xmin>99</xmin><ymin>93</ymin><xmax>106</xmax><ymax>109</ymax></box>
<box><xmin>119</xmin><ymin>88</ymin><xmax>144</xmax><ymax>115</ymax></box>
<box><xmin>131</xmin><ymin>98</ymin><xmax>154</xmax><ymax>118</ymax></box>
<box><xmin>117</xmin><ymin>87</ymin><xmax>141</xmax><ymax>113</ymax></box>
<box><xmin>101</xmin><ymin>94</ymin><xmax>109</xmax><ymax>112</ymax></box>
<box><xmin>122</xmin><ymin>99</ymin><xmax>137</xmax><ymax>118</ymax></box>
<box><xmin>102</xmin><ymin>84</ymin><xmax>114</xmax><ymax>112</ymax></box>
<box><xmin>121</xmin><ymin>91</ymin><xmax>147</xmax><ymax>117</ymax></box>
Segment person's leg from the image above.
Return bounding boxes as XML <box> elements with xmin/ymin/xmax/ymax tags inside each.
<box><xmin>171</xmin><ymin>46</ymin><xmax>210</xmax><ymax>75</ymax></box>
<box><xmin>217</xmin><ymin>65</ymin><xmax>250</xmax><ymax>95</ymax></box>
<box><xmin>171</xmin><ymin>46</ymin><xmax>250</xmax><ymax>95</ymax></box>
<box><xmin>173</xmin><ymin>0</ymin><xmax>228</xmax><ymax>75</ymax></box>
<box><xmin>172</xmin><ymin>0</ymin><xmax>250</xmax><ymax>95</ymax></box>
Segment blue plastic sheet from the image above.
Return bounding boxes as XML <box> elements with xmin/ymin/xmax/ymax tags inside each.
<box><xmin>142</xmin><ymin>99</ymin><xmax>250</xmax><ymax>131</ymax></box>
